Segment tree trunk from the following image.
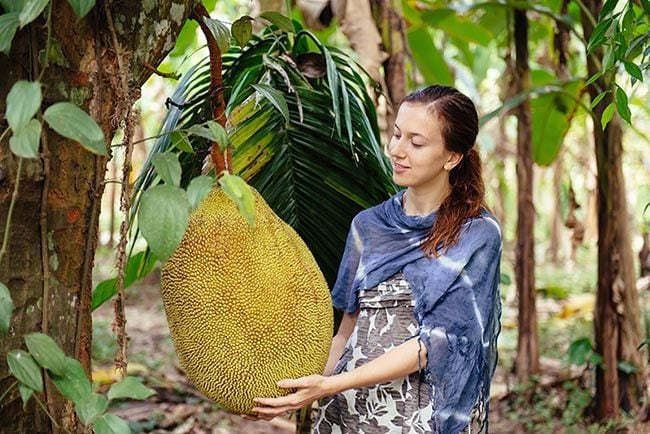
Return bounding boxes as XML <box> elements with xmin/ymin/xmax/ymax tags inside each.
<box><xmin>0</xmin><ymin>1</ymin><xmax>194</xmax><ymax>431</ymax></box>
<box><xmin>371</xmin><ymin>0</ymin><xmax>406</xmax><ymax>133</ymax></box>
<box><xmin>580</xmin><ymin>0</ymin><xmax>646</xmax><ymax>420</ymax></box>
<box><xmin>513</xmin><ymin>8</ymin><xmax>539</xmax><ymax>381</ymax></box>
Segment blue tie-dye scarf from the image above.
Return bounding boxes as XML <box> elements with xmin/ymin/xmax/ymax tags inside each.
<box><xmin>331</xmin><ymin>190</ymin><xmax>502</xmax><ymax>433</ymax></box>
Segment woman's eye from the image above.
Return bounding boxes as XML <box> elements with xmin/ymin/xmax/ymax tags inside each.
<box><xmin>411</xmin><ymin>142</ymin><xmax>423</xmax><ymax>148</ymax></box>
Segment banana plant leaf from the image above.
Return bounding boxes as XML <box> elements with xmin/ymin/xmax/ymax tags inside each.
<box><xmin>127</xmin><ymin>28</ymin><xmax>396</xmax><ymax>291</ymax></box>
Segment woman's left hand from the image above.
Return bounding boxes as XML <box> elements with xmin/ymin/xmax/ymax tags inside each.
<box><xmin>250</xmin><ymin>374</ymin><xmax>331</xmax><ymax>421</ymax></box>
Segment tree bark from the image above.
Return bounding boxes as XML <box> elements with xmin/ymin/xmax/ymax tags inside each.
<box><xmin>580</xmin><ymin>0</ymin><xmax>646</xmax><ymax>420</ymax></box>
<box><xmin>371</xmin><ymin>0</ymin><xmax>406</xmax><ymax>133</ymax></box>
<box><xmin>513</xmin><ymin>8</ymin><xmax>539</xmax><ymax>381</ymax></box>
<box><xmin>0</xmin><ymin>1</ymin><xmax>195</xmax><ymax>431</ymax></box>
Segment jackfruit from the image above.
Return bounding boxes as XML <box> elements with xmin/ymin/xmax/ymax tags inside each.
<box><xmin>160</xmin><ymin>186</ymin><xmax>333</xmax><ymax>415</ymax></box>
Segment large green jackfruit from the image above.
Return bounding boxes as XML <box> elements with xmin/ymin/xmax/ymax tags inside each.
<box><xmin>160</xmin><ymin>186</ymin><xmax>333</xmax><ymax>415</ymax></box>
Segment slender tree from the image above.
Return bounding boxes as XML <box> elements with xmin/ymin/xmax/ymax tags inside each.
<box><xmin>513</xmin><ymin>7</ymin><xmax>539</xmax><ymax>381</ymax></box>
<box><xmin>580</xmin><ymin>0</ymin><xmax>645</xmax><ymax>419</ymax></box>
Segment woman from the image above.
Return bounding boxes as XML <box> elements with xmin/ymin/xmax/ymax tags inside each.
<box><xmin>248</xmin><ymin>85</ymin><xmax>502</xmax><ymax>433</ymax></box>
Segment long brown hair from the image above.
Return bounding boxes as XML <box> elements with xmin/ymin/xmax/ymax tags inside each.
<box><xmin>402</xmin><ymin>85</ymin><xmax>485</xmax><ymax>256</ymax></box>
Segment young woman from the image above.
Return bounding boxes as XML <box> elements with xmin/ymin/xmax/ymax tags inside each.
<box><xmin>248</xmin><ymin>85</ymin><xmax>502</xmax><ymax>433</ymax></box>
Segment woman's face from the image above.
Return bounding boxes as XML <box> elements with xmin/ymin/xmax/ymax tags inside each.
<box><xmin>388</xmin><ymin>103</ymin><xmax>461</xmax><ymax>190</ymax></box>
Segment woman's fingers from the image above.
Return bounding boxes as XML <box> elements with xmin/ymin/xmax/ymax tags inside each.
<box><xmin>252</xmin><ymin>405</ymin><xmax>294</xmax><ymax>419</ymax></box>
<box><xmin>240</xmin><ymin>414</ymin><xmax>259</xmax><ymax>421</ymax></box>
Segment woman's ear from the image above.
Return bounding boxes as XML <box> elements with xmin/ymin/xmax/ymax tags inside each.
<box><xmin>444</xmin><ymin>152</ymin><xmax>464</xmax><ymax>171</ymax></box>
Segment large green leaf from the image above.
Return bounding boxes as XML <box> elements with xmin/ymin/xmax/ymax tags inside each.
<box><xmin>531</xmin><ymin>78</ymin><xmax>582</xmax><ymax>166</ymax></box>
<box><xmin>107</xmin><ymin>377</ymin><xmax>156</xmax><ymax>401</ymax></box>
<box><xmin>75</xmin><ymin>393</ymin><xmax>108</xmax><ymax>425</ymax></box>
<box><xmin>91</xmin><ymin>251</ymin><xmax>157</xmax><ymax>311</ymax></box>
<box><xmin>407</xmin><ymin>27</ymin><xmax>454</xmax><ymax>86</ymax></box>
<box><xmin>43</xmin><ymin>102</ymin><xmax>106</xmax><ymax>155</ymax></box>
<box><xmin>138</xmin><ymin>185</ymin><xmax>190</xmax><ymax>262</ymax></box>
<box><xmin>65</xmin><ymin>0</ymin><xmax>96</xmax><ymax>19</ymax></box>
<box><xmin>6</xmin><ymin>80</ymin><xmax>42</xmax><ymax>131</ymax></box>
<box><xmin>49</xmin><ymin>356</ymin><xmax>92</xmax><ymax>404</ymax></box>
<box><xmin>18</xmin><ymin>0</ymin><xmax>48</xmax><ymax>27</ymax></box>
<box><xmin>7</xmin><ymin>350</ymin><xmax>42</xmax><ymax>392</ymax></box>
<box><xmin>94</xmin><ymin>413</ymin><xmax>131</xmax><ymax>434</ymax></box>
<box><xmin>9</xmin><ymin>118</ymin><xmax>41</xmax><ymax>158</ymax></box>
<box><xmin>24</xmin><ymin>332</ymin><xmax>67</xmax><ymax>376</ymax></box>
<box><xmin>0</xmin><ymin>12</ymin><xmax>20</xmax><ymax>55</ymax></box>
<box><xmin>0</xmin><ymin>282</ymin><xmax>12</xmax><ymax>335</ymax></box>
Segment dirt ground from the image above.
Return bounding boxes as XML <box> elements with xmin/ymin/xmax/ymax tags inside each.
<box><xmin>91</xmin><ymin>272</ymin><xmax>646</xmax><ymax>434</ymax></box>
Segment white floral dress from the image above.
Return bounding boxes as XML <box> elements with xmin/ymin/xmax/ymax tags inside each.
<box><xmin>313</xmin><ymin>272</ymin><xmax>434</xmax><ymax>434</ymax></box>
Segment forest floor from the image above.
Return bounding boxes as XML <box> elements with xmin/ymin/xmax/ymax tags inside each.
<box><xmin>91</xmin><ymin>248</ymin><xmax>649</xmax><ymax>434</ymax></box>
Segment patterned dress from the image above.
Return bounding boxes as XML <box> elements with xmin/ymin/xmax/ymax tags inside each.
<box><xmin>313</xmin><ymin>273</ymin><xmax>479</xmax><ymax>434</ymax></box>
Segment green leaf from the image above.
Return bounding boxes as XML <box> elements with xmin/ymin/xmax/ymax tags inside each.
<box><xmin>232</xmin><ymin>15</ymin><xmax>253</xmax><ymax>47</ymax></box>
<box><xmin>218</xmin><ymin>173</ymin><xmax>255</xmax><ymax>227</ymax></box>
<box><xmin>43</xmin><ymin>102</ymin><xmax>106</xmax><ymax>155</ymax></box>
<box><xmin>186</xmin><ymin>175</ymin><xmax>213</xmax><ymax>210</ymax></box>
<box><xmin>152</xmin><ymin>152</ymin><xmax>182</xmax><ymax>188</ymax></box>
<box><xmin>0</xmin><ymin>12</ymin><xmax>20</xmax><ymax>55</ymax></box>
<box><xmin>7</xmin><ymin>350</ymin><xmax>43</xmax><ymax>392</ymax></box>
<box><xmin>50</xmin><ymin>356</ymin><xmax>92</xmax><ymax>404</ymax></box>
<box><xmin>617</xmin><ymin>360</ymin><xmax>637</xmax><ymax>374</ymax></box>
<box><xmin>587</xmin><ymin>17</ymin><xmax>612</xmax><ymax>54</ymax></box>
<box><xmin>599</xmin><ymin>0</ymin><xmax>618</xmax><ymax>18</ymax></box>
<box><xmin>91</xmin><ymin>251</ymin><xmax>157</xmax><ymax>311</ymax></box>
<box><xmin>65</xmin><ymin>0</ymin><xmax>96</xmax><ymax>19</ymax></box>
<box><xmin>252</xmin><ymin>84</ymin><xmax>289</xmax><ymax>126</ymax></box>
<box><xmin>259</xmin><ymin>11</ymin><xmax>295</xmax><ymax>33</ymax></box>
<box><xmin>206</xmin><ymin>120</ymin><xmax>228</xmax><ymax>151</ymax></box>
<box><xmin>407</xmin><ymin>27</ymin><xmax>453</xmax><ymax>86</ymax></box>
<box><xmin>187</xmin><ymin>124</ymin><xmax>216</xmax><ymax>142</ymax></box>
<box><xmin>624</xmin><ymin>61</ymin><xmax>643</xmax><ymax>82</ymax></box>
<box><xmin>107</xmin><ymin>377</ymin><xmax>156</xmax><ymax>401</ymax></box>
<box><xmin>93</xmin><ymin>413</ymin><xmax>131</xmax><ymax>434</ymax></box>
<box><xmin>6</xmin><ymin>80</ymin><xmax>42</xmax><ymax>131</ymax></box>
<box><xmin>589</xmin><ymin>91</ymin><xmax>609</xmax><ymax>110</ymax></box>
<box><xmin>602</xmin><ymin>45</ymin><xmax>616</xmax><ymax>71</ymax></box>
<box><xmin>0</xmin><ymin>1</ymin><xmax>25</xmax><ymax>13</ymax></box>
<box><xmin>615</xmin><ymin>86</ymin><xmax>631</xmax><ymax>124</ymax></box>
<box><xmin>18</xmin><ymin>0</ymin><xmax>48</xmax><ymax>27</ymax></box>
<box><xmin>75</xmin><ymin>393</ymin><xmax>107</xmax><ymax>425</ymax></box>
<box><xmin>9</xmin><ymin>118</ymin><xmax>41</xmax><ymax>158</ymax></box>
<box><xmin>0</xmin><ymin>282</ymin><xmax>13</xmax><ymax>335</ymax></box>
<box><xmin>138</xmin><ymin>185</ymin><xmax>190</xmax><ymax>262</ymax></box>
<box><xmin>201</xmin><ymin>16</ymin><xmax>230</xmax><ymax>54</ymax></box>
<box><xmin>170</xmin><ymin>131</ymin><xmax>193</xmax><ymax>153</ymax></box>
<box><xmin>24</xmin><ymin>332</ymin><xmax>67</xmax><ymax>376</ymax></box>
<box><xmin>567</xmin><ymin>337</ymin><xmax>592</xmax><ymax>366</ymax></box>
<box><xmin>601</xmin><ymin>102</ymin><xmax>615</xmax><ymax>129</ymax></box>
<box><xmin>18</xmin><ymin>384</ymin><xmax>33</xmax><ymax>407</ymax></box>
<box><xmin>585</xmin><ymin>71</ymin><xmax>602</xmax><ymax>86</ymax></box>
<box><xmin>499</xmin><ymin>273</ymin><xmax>512</xmax><ymax>285</ymax></box>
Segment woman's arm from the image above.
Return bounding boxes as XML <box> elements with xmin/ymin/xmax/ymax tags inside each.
<box><xmin>250</xmin><ymin>335</ymin><xmax>427</xmax><ymax>420</ymax></box>
<box><xmin>322</xmin><ymin>310</ymin><xmax>359</xmax><ymax>376</ymax></box>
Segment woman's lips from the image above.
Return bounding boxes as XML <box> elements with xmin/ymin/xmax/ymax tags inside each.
<box><xmin>392</xmin><ymin>161</ymin><xmax>409</xmax><ymax>174</ymax></box>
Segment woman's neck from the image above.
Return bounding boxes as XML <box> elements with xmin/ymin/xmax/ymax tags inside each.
<box><xmin>403</xmin><ymin>185</ymin><xmax>450</xmax><ymax>216</ymax></box>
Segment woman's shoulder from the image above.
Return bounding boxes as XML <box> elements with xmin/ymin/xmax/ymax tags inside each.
<box><xmin>460</xmin><ymin>209</ymin><xmax>502</xmax><ymax>249</ymax></box>
<box><xmin>351</xmin><ymin>192</ymin><xmax>402</xmax><ymax>227</ymax></box>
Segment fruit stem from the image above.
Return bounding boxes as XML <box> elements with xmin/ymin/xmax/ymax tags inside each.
<box><xmin>192</xmin><ymin>3</ymin><xmax>232</xmax><ymax>175</ymax></box>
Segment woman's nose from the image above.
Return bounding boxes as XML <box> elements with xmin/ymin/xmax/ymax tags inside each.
<box><xmin>388</xmin><ymin>137</ymin><xmax>404</xmax><ymax>157</ymax></box>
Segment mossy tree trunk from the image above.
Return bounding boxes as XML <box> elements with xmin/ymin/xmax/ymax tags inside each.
<box><xmin>0</xmin><ymin>1</ymin><xmax>195</xmax><ymax>432</ymax></box>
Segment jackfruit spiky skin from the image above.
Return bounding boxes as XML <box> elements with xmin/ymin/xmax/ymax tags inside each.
<box><xmin>160</xmin><ymin>186</ymin><xmax>333</xmax><ymax>415</ymax></box>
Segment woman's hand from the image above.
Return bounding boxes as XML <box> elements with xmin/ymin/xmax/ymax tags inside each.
<box><xmin>245</xmin><ymin>375</ymin><xmax>332</xmax><ymax>421</ymax></box>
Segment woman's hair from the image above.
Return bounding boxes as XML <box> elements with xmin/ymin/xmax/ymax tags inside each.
<box><xmin>402</xmin><ymin>85</ymin><xmax>485</xmax><ymax>256</ymax></box>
